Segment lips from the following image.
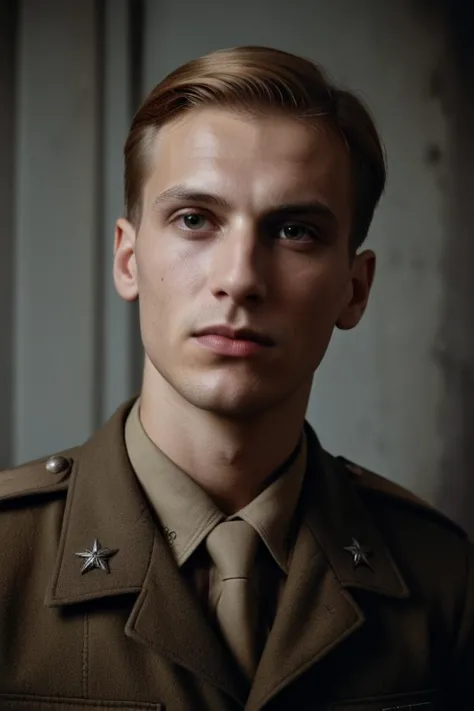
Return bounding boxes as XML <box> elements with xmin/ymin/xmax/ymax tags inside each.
<box><xmin>194</xmin><ymin>325</ymin><xmax>275</xmax><ymax>346</ymax></box>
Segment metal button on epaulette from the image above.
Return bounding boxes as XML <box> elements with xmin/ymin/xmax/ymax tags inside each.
<box><xmin>45</xmin><ymin>455</ymin><xmax>70</xmax><ymax>475</ymax></box>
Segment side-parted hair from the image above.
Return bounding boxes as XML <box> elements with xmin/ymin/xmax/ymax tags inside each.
<box><xmin>124</xmin><ymin>46</ymin><xmax>386</xmax><ymax>253</ymax></box>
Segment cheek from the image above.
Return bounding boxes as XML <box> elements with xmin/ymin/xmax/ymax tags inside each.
<box><xmin>283</xmin><ymin>277</ymin><xmax>345</xmax><ymax>370</ymax></box>
<box><xmin>136</xmin><ymin>233</ymin><xmax>205</xmax><ymax>313</ymax></box>
<box><xmin>279</xmin><ymin>274</ymin><xmax>348</xmax><ymax>365</ymax></box>
<box><xmin>283</xmin><ymin>265</ymin><xmax>347</xmax><ymax>322</ymax></box>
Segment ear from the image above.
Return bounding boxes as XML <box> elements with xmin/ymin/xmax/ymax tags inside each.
<box><xmin>336</xmin><ymin>250</ymin><xmax>376</xmax><ymax>330</ymax></box>
<box><xmin>113</xmin><ymin>217</ymin><xmax>139</xmax><ymax>302</ymax></box>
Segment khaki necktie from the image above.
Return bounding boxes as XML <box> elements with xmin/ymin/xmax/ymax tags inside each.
<box><xmin>206</xmin><ymin>519</ymin><xmax>261</xmax><ymax>678</ymax></box>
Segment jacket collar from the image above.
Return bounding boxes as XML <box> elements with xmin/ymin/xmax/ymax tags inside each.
<box><xmin>303</xmin><ymin>424</ymin><xmax>409</xmax><ymax>598</ymax></box>
<box><xmin>46</xmin><ymin>399</ymin><xmax>155</xmax><ymax>606</ymax></box>
<box><xmin>46</xmin><ymin>400</ymin><xmax>409</xmax><ymax>707</ymax></box>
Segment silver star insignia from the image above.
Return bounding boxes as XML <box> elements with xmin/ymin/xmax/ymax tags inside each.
<box><xmin>344</xmin><ymin>537</ymin><xmax>373</xmax><ymax>571</ymax></box>
<box><xmin>75</xmin><ymin>539</ymin><xmax>118</xmax><ymax>575</ymax></box>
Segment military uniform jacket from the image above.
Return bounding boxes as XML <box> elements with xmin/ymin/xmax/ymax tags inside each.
<box><xmin>0</xmin><ymin>400</ymin><xmax>473</xmax><ymax>711</ymax></box>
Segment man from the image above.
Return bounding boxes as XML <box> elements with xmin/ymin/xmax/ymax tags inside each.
<box><xmin>0</xmin><ymin>45</ymin><xmax>472</xmax><ymax>711</ymax></box>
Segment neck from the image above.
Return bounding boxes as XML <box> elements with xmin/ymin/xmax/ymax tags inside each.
<box><xmin>139</xmin><ymin>362</ymin><xmax>311</xmax><ymax>514</ymax></box>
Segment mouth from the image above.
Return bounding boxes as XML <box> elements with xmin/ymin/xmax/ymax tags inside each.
<box><xmin>192</xmin><ymin>325</ymin><xmax>275</xmax><ymax>357</ymax></box>
<box><xmin>194</xmin><ymin>325</ymin><xmax>275</xmax><ymax>346</ymax></box>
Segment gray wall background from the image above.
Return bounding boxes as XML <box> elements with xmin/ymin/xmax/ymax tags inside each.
<box><xmin>1</xmin><ymin>0</ymin><xmax>473</xmax><ymax>535</ymax></box>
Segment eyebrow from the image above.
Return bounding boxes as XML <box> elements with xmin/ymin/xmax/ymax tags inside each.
<box><xmin>152</xmin><ymin>186</ymin><xmax>338</xmax><ymax>226</ymax></box>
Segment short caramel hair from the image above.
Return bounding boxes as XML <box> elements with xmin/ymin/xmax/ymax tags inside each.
<box><xmin>124</xmin><ymin>45</ymin><xmax>386</xmax><ymax>253</ymax></box>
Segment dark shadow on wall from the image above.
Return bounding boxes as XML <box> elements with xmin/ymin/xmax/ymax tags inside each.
<box><xmin>433</xmin><ymin>0</ymin><xmax>474</xmax><ymax>537</ymax></box>
<box><xmin>129</xmin><ymin>0</ymin><xmax>146</xmax><ymax>393</ymax></box>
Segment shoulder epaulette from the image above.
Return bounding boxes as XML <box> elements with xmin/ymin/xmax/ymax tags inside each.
<box><xmin>0</xmin><ymin>452</ymin><xmax>74</xmax><ymax>504</ymax></box>
<box><xmin>338</xmin><ymin>456</ymin><xmax>467</xmax><ymax>539</ymax></box>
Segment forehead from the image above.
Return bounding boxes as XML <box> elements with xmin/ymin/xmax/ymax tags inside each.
<box><xmin>145</xmin><ymin>108</ymin><xmax>351</xmax><ymax>215</ymax></box>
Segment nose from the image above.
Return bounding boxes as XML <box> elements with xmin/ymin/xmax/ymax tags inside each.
<box><xmin>208</xmin><ymin>224</ymin><xmax>267</xmax><ymax>305</ymax></box>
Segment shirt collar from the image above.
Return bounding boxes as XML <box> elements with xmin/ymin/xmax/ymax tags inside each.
<box><xmin>234</xmin><ymin>434</ymin><xmax>306</xmax><ymax>573</ymax></box>
<box><xmin>125</xmin><ymin>399</ymin><xmax>223</xmax><ymax>566</ymax></box>
<box><xmin>125</xmin><ymin>399</ymin><xmax>306</xmax><ymax>573</ymax></box>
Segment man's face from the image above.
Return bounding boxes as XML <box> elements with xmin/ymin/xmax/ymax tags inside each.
<box><xmin>114</xmin><ymin>108</ymin><xmax>375</xmax><ymax>418</ymax></box>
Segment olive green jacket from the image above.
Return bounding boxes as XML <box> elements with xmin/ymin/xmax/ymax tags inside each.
<box><xmin>0</xmin><ymin>400</ymin><xmax>473</xmax><ymax>710</ymax></box>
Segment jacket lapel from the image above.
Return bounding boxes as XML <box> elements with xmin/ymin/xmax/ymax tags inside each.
<box><xmin>46</xmin><ymin>400</ymin><xmax>247</xmax><ymax>705</ymax></box>
<box><xmin>125</xmin><ymin>528</ymin><xmax>248</xmax><ymax>703</ymax></box>
<box><xmin>246</xmin><ymin>425</ymin><xmax>410</xmax><ymax>711</ymax></box>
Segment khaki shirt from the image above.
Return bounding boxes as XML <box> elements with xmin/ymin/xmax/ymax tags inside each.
<box><xmin>124</xmin><ymin>399</ymin><xmax>307</xmax><ymax>644</ymax></box>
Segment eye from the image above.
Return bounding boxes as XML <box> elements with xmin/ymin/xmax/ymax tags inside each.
<box><xmin>176</xmin><ymin>212</ymin><xmax>210</xmax><ymax>231</ymax></box>
<box><xmin>279</xmin><ymin>223</ymin><xmax>316</xmax><ymax>242</ymax></box>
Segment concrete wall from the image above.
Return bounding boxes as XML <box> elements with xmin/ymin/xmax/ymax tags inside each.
<box><xmin>2</xmin><ymin>0</ymin><xmax>473</xmax><ymax>533</ymax></box>
<box><xmin>433</xmin><ymin>0</ymin><xmax>474</xmax><ymax>533</ymax></box>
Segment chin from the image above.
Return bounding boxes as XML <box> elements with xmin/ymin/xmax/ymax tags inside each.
<box><xmin>179</xmin><ymin>378</ymin><xmax>279</xmax><ymax>419</ymax></box>
<box><xmin>146</xmin><ymin>356</ymin><xmax>297</xmax><ymax>417</ymax></box>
